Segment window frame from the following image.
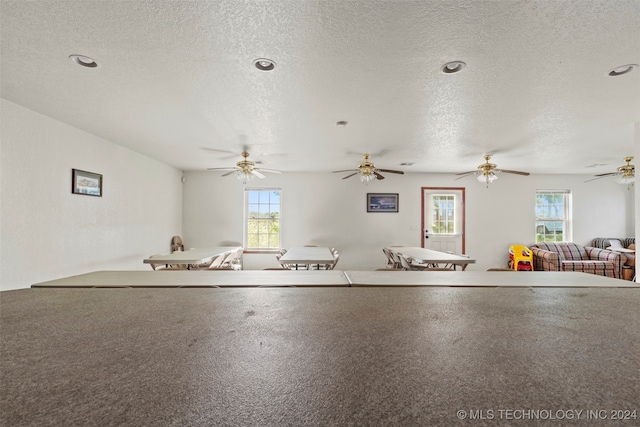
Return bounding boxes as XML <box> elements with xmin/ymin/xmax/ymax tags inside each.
<box><xmin>243</xmin><ymin>188</ymin><xmax>282</xmax><ymax>254</ymax></box>
<box><xmin>535</xmin><ymin>189</ymin><xmax>572</xmax><ymax>243</ymax></box>
<box><xmin>430</xmin><ymin>193</ymin><xmax>458</xmax><ymax>235</ymax></box>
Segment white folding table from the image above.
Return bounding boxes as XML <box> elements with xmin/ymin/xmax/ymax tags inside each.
<box><xmin>278</xmin><ymin>246</ymin><xmax>336</xmax><ymax>270</ymax></box>
<box><xmin>344</xmin><ymin>270</ymin><xmax>637</xmax><ymax>287</ymax></box>
<box><xmin>388</xmin><ymin>246</ymin><xmax>476</xmax><ymax>270</ymax></box>
<box><xmin>31</xmin><ymin>270</ymin><xmax>350</xmax><ymax>288</ymax></box>
<box><xmin>143</xmin><ymin>246</ymin><xmax>242</xmax><ymax>270</ymax></box>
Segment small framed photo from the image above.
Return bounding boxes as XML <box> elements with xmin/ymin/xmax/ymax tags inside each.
<box><xmin>367</xmin><ymin>193</ymin><xmax>398</xmax><ymax>212</ymax></box>
<box><xmin>72</xmin><ymin>169</ymin><xmax>102</xmax><ymax>197</ymax></box>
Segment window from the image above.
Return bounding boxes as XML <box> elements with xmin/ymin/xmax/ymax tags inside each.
<box><xmin>431</xmin><ymin>194</ymin><xmax>456</xmax><ymax>234</ymax></box>
<box><xmin>535</xmin><ymin>190</ymin><xmax>571</xmax><ymax>242</ymax></box>
<box><xmin>245</xmin><ymin>189</ymin><xmax>281</xmax><ymax>251</ymax></box>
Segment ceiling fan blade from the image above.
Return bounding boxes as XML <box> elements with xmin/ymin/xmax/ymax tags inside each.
<box><xmin>201</xmin><ymin>147</ymin><xmax>235</xmax><ymax>154</ymax></box>
<box><xmin>454</xmin><ymin>172</ymin><xmax>477</xmax><ymax>180</ymax></box>
<box><xmin>342</xmin><ymin>172</ymin><xmax>359</xmax><ymax>180</ymax></box>
<box><xmin>251</xmin><ymin>170</ymin><xmax>266</xmax><ymax>179</ymax></box>
<box><xmin>332</xmin><ymin>169</ymin><xmax>358</xmax><ymax>173</ymax></box>
<box><xmin>221</xmin><ymin>170</ymin><xmax>237</xmax><ymax>177</ymax></box>
<box><xmin>374</xmin><ymin>172</ymin><xmax>386</xmax><ymax>180</ymax></box>
<box><xmin>593</xmin><ymin>172</ymin><xmax>619</xmax><ymax>177</ymax></box>
<box><xmin>201</xmin><ymin>148</ymin><xmax>242</xmax><ymax>160</ymax></box>
<box><xmin>206</xmin><ymin>167</ymin><xmax>238</xmax><ymax>171</ymax></box>
<box><xmin>585</xmin><ymin>175</ymin><xmax>614</xmax><ymax>183</ymax></box>
<box><xmin>496</xmin><ymin>168</ymin><xmax>530</xmax><ymax>176</ymax></box>
<box><xmin>256</xmin><ymin>168</ymin><xmax>283</xmax><ymax>174</ymax></box>
<box><xmin>376</xmin><ymin>169</ymin><xmax>404</xmax><ymax>174</ymax></box>
<box><xmin>372</xmin><ymin>148</ymin><xmax>392</xmax><ymax>157</ymax></box>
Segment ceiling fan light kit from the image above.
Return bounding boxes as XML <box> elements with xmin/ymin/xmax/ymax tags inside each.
<box><xmin>477</xmin><ymin>171</ymin><xmax>499</xmax><ymax>185</ymax></box>
<box><xmin>360</xmin><ymin>173</ymin><xmax>376</xmax><ymax>183</ymax></box>
<box><xmin>236</xmin><ymin>170</ymin><xmax>255</xmax><ymax>183</ymax></box>
<box><xmin>615</xmin><ymin>174</ymin><xmax>634</xmax><ymax>185</ymax></box>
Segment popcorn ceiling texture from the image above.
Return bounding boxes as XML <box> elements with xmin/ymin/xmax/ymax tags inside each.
<box><xmin>1</xmin><ymin>0</ymin><xmax>638</xmax><ymax>174</ymax></box>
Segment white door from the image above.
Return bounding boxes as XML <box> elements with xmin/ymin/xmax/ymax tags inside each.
<box><xmin>422</xmin><ymin>188</ymin><xmax>465</xmax><ymax>254</ymax></box>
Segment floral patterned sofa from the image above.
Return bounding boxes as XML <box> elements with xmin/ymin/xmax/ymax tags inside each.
<box><xmin>530</xmin><ymin>242</ymin><xmax>625</xmax><ymax>279</ymax></box>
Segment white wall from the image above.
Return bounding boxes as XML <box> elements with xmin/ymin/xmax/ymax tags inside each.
<box><xmin>0</xmin><ymin>100</ymin><xmax>183</xmax><ymax>290</ymax></box>
<box><xmin>1</xmin><ymin>98</ymin><xmax>633</xmax><ymax>289</ymax></box>
<box><xmin>183</xmin><ymin>169</ymin><xmax>634</xmax><ymax>271</ymax></box>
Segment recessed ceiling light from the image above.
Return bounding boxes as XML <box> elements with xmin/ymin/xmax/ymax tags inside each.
<box><xmin>441</xmin><ymin>61</ymin><xmax>466</xmax><ymax>74</ymax></box>
<box><xmin>608</xmin><ymin>64</ymin><xmax>638</xmax><ymax>76</ymax></box>
<box><xmin>253</xmin><ymin>58</ymin><xmax>276</xmax><ymax>71</ymax></box>
<box><xmin>336</xmin><ymin>120</ymin><xmax>348</xmax><ymax>127</ymax></box>
<box><xmin>69</xmin><ymin>54</ymin><xmax>98</xmax><ymax>68</ymax></box>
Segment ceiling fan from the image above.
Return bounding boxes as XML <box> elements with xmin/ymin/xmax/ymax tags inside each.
<box><xmin>332</xmin><ymin>154</ymin><xmax>404</xmax><ymax>183</ymax></box>
<box><xmin>206</xmin><ymin>151</ymin><xmax>282</xmax><ymax>183</ymax></box>
<box><xmin>586</xmin><ymin>156</ymin><xmax>634</xmax><ymax>185</ymax></box>
<box><xmin>455</xmin><ymin>154</ymin><xmax>530</xmax><ymax>187</ymax></box>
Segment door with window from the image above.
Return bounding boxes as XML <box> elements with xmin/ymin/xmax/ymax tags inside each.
<box><xmin>422</xmin><ymin>187</ymin><xmax>465</xmax><ymax>254</ymax></box>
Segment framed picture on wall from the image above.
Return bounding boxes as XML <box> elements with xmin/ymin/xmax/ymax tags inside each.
<box><xmin>367</xmin><ymin>193</ymin><xmax>398</xmax><ymax>212</ymax></box>
<box><xmin>72</xmin><ymin>169</ymin><xmax>102</xmax><ymax>197</ymax></box>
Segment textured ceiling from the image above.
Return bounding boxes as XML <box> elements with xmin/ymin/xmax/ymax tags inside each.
<box><xmin>1</xmin><ymin>0</ymin><xmax>639</xmax><ymax>175</ymax></box>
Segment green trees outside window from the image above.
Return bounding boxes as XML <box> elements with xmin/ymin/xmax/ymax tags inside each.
<box><xmin>431</xmin><ymin>195</ymin><xmax>455</xmax><ymax>234</ymax></box>
<box><xmin>535</xmin><ymin>191</ymin><xmax>571</xmax><ymax>242</ymax></box>
<box><xmin>246</xmin><ymin>190</ymin><xmax>281</xmax><ymax>250</ymax></box>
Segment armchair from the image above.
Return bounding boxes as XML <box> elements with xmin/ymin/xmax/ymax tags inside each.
<box><xmin>530</xmin><ymin>242</ymin><xmax>625</xmax><ymax>279</ymax></box>
<box><xmin>591</xmin><ymin>237</ymin><xmax>635</xmax><ymax>280</ymax></box>
<box><xmin>591</xmin><ymin>237</ymin><xmax>635</xmax><ymax>266</ymax></box>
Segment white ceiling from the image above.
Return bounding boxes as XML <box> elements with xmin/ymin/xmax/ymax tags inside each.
<box><xmin>1</xmin><ymin>0</ymin><xmax>639</xmax><ymax>175</ymax></box>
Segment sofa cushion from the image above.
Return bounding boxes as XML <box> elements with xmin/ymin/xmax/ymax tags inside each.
<box><xmin>560</xmin><ymin>261</ymin><xmax>617</xmax><ymax>277</ymax></box>
<box><xmin>531</xmin><ymin>242</ymin><xmax>587</xmax><ymax>261</ymax></box>
<box><xmin>592</xmin><ymin>237</ymin><xmax>636</xmax><ymax>249</ymax></box>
